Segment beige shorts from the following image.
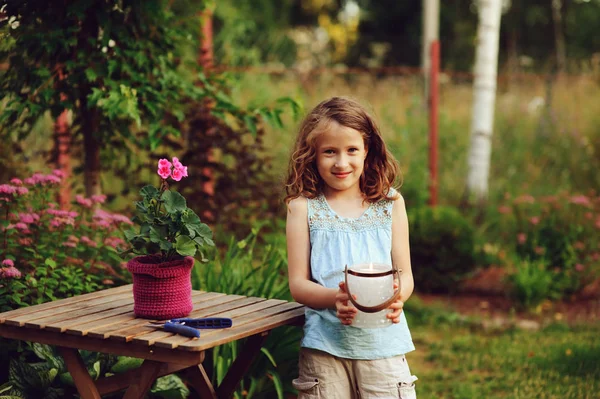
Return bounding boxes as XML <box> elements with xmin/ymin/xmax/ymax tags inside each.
<box><xmin>293</xmin><ymin>348</ymin><xmax>418</xmax><ymax>399</ymax></box>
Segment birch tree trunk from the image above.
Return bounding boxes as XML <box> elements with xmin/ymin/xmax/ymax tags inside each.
<box><xmin>465</xmin><ymin>0</ymin><xmax>503</xmax><ymax>203</ymax></box>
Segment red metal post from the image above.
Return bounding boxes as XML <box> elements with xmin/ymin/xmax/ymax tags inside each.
<box><xmin>428</xmin><ymin>40</ymin><xmax>440</xmax><ymax>207</ymax></box>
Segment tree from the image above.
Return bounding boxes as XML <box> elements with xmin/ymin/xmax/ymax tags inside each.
<box><xmin>465</xmin><ymin>0</ymin><xmax>503</xmax><ymax>203</ymax></box>
<box><xmin>0</xmin><ymin>0</ymin><xmax>208</xmax><ymax>197</ymax></box>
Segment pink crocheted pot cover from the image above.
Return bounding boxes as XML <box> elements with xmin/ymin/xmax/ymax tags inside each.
<box><xmin>127</xmin><ymin>255</ymin><xmax>194</xmax><ymax>319</ymax></box>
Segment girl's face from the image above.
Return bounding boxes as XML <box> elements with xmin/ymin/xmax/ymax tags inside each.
<box><xmin>315</xmin><ymin>122</ymin><xmax>367</xmax><ymax>196</ymax></box>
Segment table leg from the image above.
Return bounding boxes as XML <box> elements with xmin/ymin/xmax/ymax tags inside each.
<box><xmin>57</xmin><ymin>347</ymin><xmax>101</xmax><ymax>399</ymax></box>
<box><xmin>216</xmin><ymin>331</ymin><xmax>270</xmax><ymax>399</ymax></box>
<box><xmin>122</xmin><ymin>360</ymin><xmax>163</xmax><ymax>399</ymax></box>
<box><xmin>182</xmin><ymin>364</ymin><xmax>218</xmax><ymax>399</ymax></box>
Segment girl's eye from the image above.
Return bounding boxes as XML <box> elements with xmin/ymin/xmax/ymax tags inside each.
<box><xmin>324</xmin><ymin>149</ymin><xmax>335</xmax><ymax>154</ymax></box>
<box><xmin>348</xmin><ymin>148</ymin><xmax>359</xmax><ymax>153</ymax></box>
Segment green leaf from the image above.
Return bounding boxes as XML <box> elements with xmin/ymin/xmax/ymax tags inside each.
<box><xmin>260</xmin><ymin>347</ymin><xmax>277</xmax><ymax>367</ymax></box>
<box><xmin>84</xmin><ymin>68</ymin><xmax>97</xmax><ymax>82</ymax></box>
<box><xmin>140</xmin><ymin>185</ymin><xmax>159</xmax><ymax>199</ymax></box>
<box><xmin>162</xmin><ymin>190</ymin><xmax>186</xmax><ymax>213</ymax></box>
<box><xmin>175</xmin><ymin>235</ymin><xmax>196</xmax><ymax>257</ymax></box>
<box><xmin>110</xmin><ymin>357</ymin><xmax>144</xmax><ymax>374</ymax></box>
<box><xmin>44</xmin><ymin>258</ymin><xmax>57</xmax><ymax>269</ymax></box>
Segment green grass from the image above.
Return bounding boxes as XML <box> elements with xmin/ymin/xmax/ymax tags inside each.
<box><xmin>406</xmin><ymin>319</ymin><xmax>599</xmax><ymax>399</ymax></box>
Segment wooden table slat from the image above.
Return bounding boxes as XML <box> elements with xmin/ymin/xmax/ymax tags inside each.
<box><xmin>0</xmin><ymin>284</ymin><xmax>133</xmax><ymax>323</ymax></box>
<box><xmin>109</xmin><ymin>296</ymin><xmax>268</xmax><ymax>343</ymax></box>
<box><xmin>153</xmin><ymin>299</ymin><xmax>288</xmax><ymax>349</ymax></box>
<box><xmin>10</xmin><ymin>291</ymin><xmax>134</xmax><ymax>327</ymax></box>
<box><xmin>145</xmin><ymin>299</ymin><xmax>286</xmax><ymax>348</ymax></box>
<box><xmin>65</xmin><ymin>292</ymin><xmax>226</xmax><ymax>336</ymax></box>
<box><xmin>179</xmin><ymin>305</ymin><xmax>305</xmax><ymax>351</ymax></box>
<box><xmin>86</xmin><ymin>294</ymin><xmax>247</xmax><ymax>340</ymax></box>
<box><xmin>47</xmin><ymin>292</ymin><xmax>216</xmax><ymax>333</ymax></box>
<box><xmin>21</xmin><ymin>295</ymin><xmax>135</xmax><ymax>329</ymax></box>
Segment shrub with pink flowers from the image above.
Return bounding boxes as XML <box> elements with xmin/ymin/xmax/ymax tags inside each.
<box><xmin>0</xmin><ymin>170</ymin><xmax>133</xmax><ymax>312</ymax></box>
<box><xmin>497</xmin><ymin>191</ymin><xmax>600</xmax><ymax>301</ymax></box>
<box><xmin>123</xmin><ymin>157</ymin><xmax>214</xmax><ymax>262</ymax></box>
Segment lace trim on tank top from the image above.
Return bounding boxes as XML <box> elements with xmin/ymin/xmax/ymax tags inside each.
<box><xmin>308</xmin><ymin>194</ymin><xmax>393</xmax><ymax>232</ymax></box>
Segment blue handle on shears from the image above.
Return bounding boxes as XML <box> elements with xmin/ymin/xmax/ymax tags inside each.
<box><xmin>162</xmin><ymin>322</ymin><xmax>201</xmax><ymax>338</ymax></box>
<box><xmin>171</xmin><ymin>317</ymin><xmax>233</xmax><ymax>329</ymax></box>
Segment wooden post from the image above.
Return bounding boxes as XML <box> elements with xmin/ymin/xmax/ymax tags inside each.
<box><xmin>199</xmin><ymin>8</ymin><xmax>215</xmax><ymax>221</ymax></box>
<box><xmin>53</xmin><ymin>68</ymin><xmax>72</xmax><ymax>209</ymax></box>
<box><xmin>428</xmin><ymin>41</ymin><xmax>440</xmax><ymax>207</ymax></box>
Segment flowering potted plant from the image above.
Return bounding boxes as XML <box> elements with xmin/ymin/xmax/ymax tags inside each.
<box><xmin>124</xmin><ymin>157</ymin><xmax>214</xmax><ymax>319</ymax></box>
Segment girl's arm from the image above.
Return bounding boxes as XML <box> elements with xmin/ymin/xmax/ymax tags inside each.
<box><xmin>286</xmin><ymin>197</ymin><xmax>339</xmax><ymax>309</ymax></box>
<box><xmin>387</xmin><ymin>194</ymin><xmax>415</xmax><ymax>322</ymax></box>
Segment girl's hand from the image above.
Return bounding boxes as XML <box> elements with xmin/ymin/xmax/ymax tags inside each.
<box><xmin>387</xmin><ymin>280</ymin><xmax>404</xmax><ymax>323</ymax></box>
<box><xmin>335</xmin><ymin>281</ymin><xmax>357</xmax><ymax>325</ymax></box>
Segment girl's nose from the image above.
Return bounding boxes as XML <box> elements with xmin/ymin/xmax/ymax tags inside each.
<box><xmin>334</xmin><ymin>157</ymin><xmax>349</xmax><ymax>168</ymax></box>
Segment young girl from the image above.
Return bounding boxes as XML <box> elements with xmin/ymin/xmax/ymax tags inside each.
<box><xmin>285</xmin><ymin>97</ymin><xmax>417</xmax><ymax>398</ymax></box>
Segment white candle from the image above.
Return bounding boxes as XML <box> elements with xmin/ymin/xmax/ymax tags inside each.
<box><xmin>346</xmin><ymin>263</ymin><xmax>395</xmax><ymax>328</ymax></box>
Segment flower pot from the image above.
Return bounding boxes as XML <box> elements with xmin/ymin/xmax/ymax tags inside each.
<box><xmin>126</xmin><ymin>255</ymin><xmax>194</xmax><ymax>319</ymax></box>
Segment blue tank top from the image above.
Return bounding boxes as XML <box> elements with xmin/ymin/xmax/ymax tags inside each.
<box><xmin>301</xmin><ymin>189</ymin><xmax>415</xmax><ymax>359</ymax></box>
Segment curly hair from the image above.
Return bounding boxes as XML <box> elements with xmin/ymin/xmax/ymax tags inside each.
<box><xmin>285</xmin><ymin>96</ymin><xmax>401</xmax><ymax>204</ymax></box>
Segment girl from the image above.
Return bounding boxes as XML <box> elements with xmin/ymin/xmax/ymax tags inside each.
<box><xmin>285</xmin><ymin>97</ymin><xmax>417</xmax><ymax>398</ymax></box>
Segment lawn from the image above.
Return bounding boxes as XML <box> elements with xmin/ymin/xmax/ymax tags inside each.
<box><xmin>406</xmin><ymin>311</ymin><xmax>599</xmax><ymax>399</ymax></box>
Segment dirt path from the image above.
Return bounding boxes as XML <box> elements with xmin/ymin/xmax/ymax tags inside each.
<box><xmin>415</xmin><ymin>293</ymin><xmax>600</xmax><ymax>325</ymax></box>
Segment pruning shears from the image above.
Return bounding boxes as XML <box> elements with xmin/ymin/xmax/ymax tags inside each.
<box><xmin>147</xmin><ymin>317</ymin><xmax>233</xmax><ymax>338</ymax></box>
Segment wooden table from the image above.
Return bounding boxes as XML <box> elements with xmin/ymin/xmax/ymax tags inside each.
<box><xmin>0</xmin><ymin>284</ymin><xmax>305</xmax><ymax>398</ymax></box>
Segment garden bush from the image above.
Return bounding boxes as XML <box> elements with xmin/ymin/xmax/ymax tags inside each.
<box><xmin>500</xmin><ymin>192</ymin><xmax>600</xmax><ymax>299</ymax></box>
<box><xmin>408</xmin><ymin>205</ymin><xmax>477</xmax><ymax>293</ymax></box>
<box><xmin>506</xmin><ymin>258</ymin><xmax>555</xmax><ymax>310</ymax></box>
<box><xmin>0</xmin><ymin>170</ymin><xmax>132</xmax><ymax>312</ymax></box>
<box><xmin>0</xmin><ymin>170</ymin><xmax>135</xmax><ymax>393</ymax></box>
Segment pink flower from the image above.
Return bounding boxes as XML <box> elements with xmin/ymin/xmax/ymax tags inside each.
<box><xmin>158</xmin><ymin>159</ymin><xmax>172</xmax><ymax>168</ymax></box>
<box><xmin>157</xmin><ymin>159</ymin><xmax>172</xmax><ymax>179</ymax></box>
<box><xmin>517</xmin><ymin>233</ymin><xmax>527</xmax><ymax>245</ymax></box>
<box><xmin>171</xmin><ymin>168</ymin><xmax>183</xmax><ymax>181</ymax></box>
<box><xmin>44</xmin><ymin>174</ymin><xmax>61</xmax><ymax>184</ymax></box>
<box><xmin>52</xmin><ymin>169</ymin><xmax>66</xmax><ymax>178</ymax></box>
<box><xmin>0</xmin><ymin>266</ymin><xmax>21</xmax><ymax>279</ymax></box>
<box><xmin>529</xmin><ymin>217</ymin><xmax>540</xmax><ymax>225</ymax></box>
<box><xmin>63</xmin><ymin>241</ymin><xmax>77</xmax><ymax>248</ymax></box>
<box><xmin>158</xmin><ymin>165</ymin><xmax>171</xmax><ymax>179</ymax></box>
<box><xmin>80</xmin><ymin>236</ymin><xmax>97</xmax><ymax>247</ymax></box>
<box><xmin>91</xmin><ymin>194</ymin><xmax>107</xmax><ymax>204</ymax></box>
<box><xmin>569</xmin><ymin>195</ymin><xmax>592</xmax><ymax>207</ymax></box>
<box><xmin>498</xmin><ymin>206</ymin><xmax>511</xmax><ymax>214</ymax></box>
<box><xmin>172</xmin><ymin>157</ymin><xmax>182</xmax><ymax>168</ymax></box>
<box><xmin>19</xmin><ymin>213</ymin><xmax>40</xmax><ymax>224</ymax></box>
<box><xmin>104</xmin><ymin>236</ymin><xmax>125</xmax><ymax>248</ymax></box>
<box><xmin>16</xmin><ymin>187</ymin><xmax>29</xmax><ymax>195</ymax></box>
<box><xmin>14</xmin><ymin>223</ymin><xmax>28</xmax><ymax>230</ymax></box>
<box><xmin>575</xmin><ymin>264</ymin><xmax>585</xmax><ymax>272</ymax></box>
<box><xmin>10</xmin><ymin>178</ymin><xmax>22</xmax><ymax>185</ymax></box>
<box><xmin>0</xmin><ymin>185</ymin><xmax>17</xmax><ymax>195</ymax></box>
<box><xmin>75</xmin><ymin>195</ymin><xmax>93</xmax><ymax>208</ymax></box>
<box><xmin>1</xmin><ymin>259</ymin><xmax>14</xmax><ymax>267</ymax></box>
